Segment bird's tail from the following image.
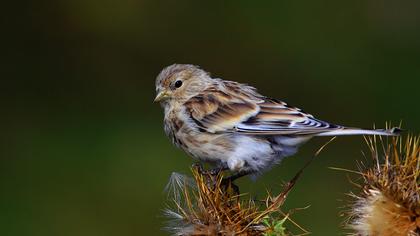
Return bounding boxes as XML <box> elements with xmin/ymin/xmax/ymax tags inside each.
<box><xmin>315</xmin><ymin>127</ymin><xmax>402</xmax><ymax>137</ymax></box>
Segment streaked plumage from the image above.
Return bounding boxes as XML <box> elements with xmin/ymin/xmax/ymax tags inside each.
<box><xmin>155</xmin><ymin>64</ymin><xmax>400</xmax><ymax>175</ymax></box>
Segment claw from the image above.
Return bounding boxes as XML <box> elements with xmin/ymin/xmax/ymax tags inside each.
<box><xmin>192</xmin><ymin>164</ymin><xmax>228</xmax><ymax>176</ymax></box>
<box><xmin>208</xmin><ymin>167</ymin><xmax>224</xmax><ymax>176</ymax></box>
<box><xmin>191</xmin><ymin>163</ymin><xmax>204</xmax><ymax>174</ymax></box>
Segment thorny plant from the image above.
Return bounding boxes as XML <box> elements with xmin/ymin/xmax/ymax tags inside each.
<box><xmin>163</xmin><ymin>165</ymin><xmax>310</xmax><ymax>236</ymax></box>
<box><xmin>338</xmin><ymin>133</ymin><xmax>420</xmax><ymax>236</ymax></box>
<box><xmin>162</xmin><ymin>137</ymin><xmax>338</xmax><ymax>236</ymax></box>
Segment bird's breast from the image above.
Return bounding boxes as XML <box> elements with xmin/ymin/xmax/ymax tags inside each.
<box><xmin>164</xmin><ymin>110</ymin><xmax>235</xmax><ymax>163</ymax></box>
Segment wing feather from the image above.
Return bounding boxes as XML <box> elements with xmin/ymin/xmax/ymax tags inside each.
<box><xmin>235</xmin><ymin>98</ymin><xmax>342</xmax><ymax>135</ymax></box>
<box><xmin>184</xmin><ymin>81</ymin><xmax>341</xmax><ymax>136</ymax></box>
<box><xmin>185</xmin><ymin>91</ymin><xmax>260</xmax><ymax>133</ymax></box>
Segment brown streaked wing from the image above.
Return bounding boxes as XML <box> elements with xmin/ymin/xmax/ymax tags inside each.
<box><xmin>235</xmin><ymin>98</ymin><xmax>342</xmax><ymax>135</ymax></box>
<box><xmin>185</xmin><ymin>93</ymin><xmax>260</xmax><ymax>133</ymax></box>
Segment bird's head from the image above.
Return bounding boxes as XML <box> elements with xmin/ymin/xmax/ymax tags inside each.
<box><xmin>154</xmin><ymin>64</ymin><xmax>212</xmax><ymax>106</ymax></box>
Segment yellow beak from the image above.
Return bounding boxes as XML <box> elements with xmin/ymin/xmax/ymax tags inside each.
<box><xmin>154</xmin><ymin>91</ymin><xmax>170</xmax><ymax>102</ymax></box>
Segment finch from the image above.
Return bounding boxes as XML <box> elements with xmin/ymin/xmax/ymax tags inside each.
<box><xmin>154</xmin><ymin>64</ymin><xmax>400</xmax><ymax>177</ymax></box>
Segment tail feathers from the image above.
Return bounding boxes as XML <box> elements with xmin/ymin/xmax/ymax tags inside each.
<box><xmin>315</xmin><ymin>127</ymin><xmax>402</xmax><ymax>137</ymax></box>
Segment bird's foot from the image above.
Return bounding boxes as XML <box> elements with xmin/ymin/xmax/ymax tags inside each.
<box><xmin>225</xmin><ymin>171</ymin><xmax>250</xmax><ymax>182</ymax></box>
<box><xmin>191</xmin><ymin>163</ymin><xmax>227</xmax><ymax>176</ymax></box>
<box><xmin>221</xmin><ymin>177</ymin><xmax>240</xmax><ymax>196</ymax></box>
<box><xmin>191</xmin><ymin>162</ymin><xmax>205</xmax><ymax>174</ymax></box>
<box><xmin>220</xmin><ymin>171</ymin><xmax>252</xmax><ymax>196</ymax></box>
<box><xmin>208</xmin><ymin>166</ymin><xmax>227</xmax><ymax>176</ymax></box>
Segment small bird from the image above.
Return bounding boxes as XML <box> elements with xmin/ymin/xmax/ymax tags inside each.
<box><xmin>154</xmin><ymin>64</ymin><xmax>399</xmax><ymax>178</ymax></box>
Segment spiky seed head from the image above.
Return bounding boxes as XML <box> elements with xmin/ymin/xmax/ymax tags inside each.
<box><xmin>346</xmin><ymin>134</ymin><xmax>420</xmax><ymax>236</ymax></box>
<box><xmin>163</xmin><ymin>165</ymin><xmax>308</xmax><ymax>236</ymax></box>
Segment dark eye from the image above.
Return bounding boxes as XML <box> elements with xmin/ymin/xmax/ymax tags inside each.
<box><xmin>174</xmin><ymin>80</ymin><xmax>183</xmax><ymax>88</ymax></box>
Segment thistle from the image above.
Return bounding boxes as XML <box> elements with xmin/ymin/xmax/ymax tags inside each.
<box><xmin>344</xmin><ymin>134</ymin><xmax>420</xmax><ymax>236</ymax></box>
<box><xmin>163</xmin><ymin>165</ymin><xmax>309</xmax><ymax>236</ymax></box>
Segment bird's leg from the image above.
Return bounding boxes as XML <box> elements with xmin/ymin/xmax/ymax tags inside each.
<box><xmin>224</xmin><ymin>171</ymin><xmax>251</xmax><ymax>182</ymax></box>
<box><xmin>221</xmin><ymin>178</ymin><xmax>240</xmax><ymax>196</ymax></box>
<box><xmin>191</xmin><ymin>162</ymin><xmax>205</xmax><ymax>174</ymax></box>
<box><xmin>208</xmin><ymin>166</ymin><xmax>229</xmax><ymax>176</ymax></box>
<box><xmin>191</xmin><ymin>163</ymin><xmax>214</xmax><ymax>189</ymax></box>
<box><xmin>191</xmin><ymin>163</ymin><xmax>228</xmax><ymax>176</ymax></box>
<box><xmin>221</xmin><ymin>171</ymin><xmax>252</xmax><ymax>195</ymax></box>
<box><xmin>191</xmin><ymin>163</ymin><xmax>230</xmax><ymax>189</ymax></box>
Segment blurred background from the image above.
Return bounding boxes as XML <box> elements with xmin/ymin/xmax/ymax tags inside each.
<box><xmin>2</xmin><ymin>0</ymin><xmax>420</xmax><ymax>235</ymax></box>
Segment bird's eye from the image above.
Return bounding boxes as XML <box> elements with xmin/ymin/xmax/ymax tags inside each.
<box><xmin>174</xmin><ymin>80</ymin><xmax>183</xmax><ymax>88</ymax></box>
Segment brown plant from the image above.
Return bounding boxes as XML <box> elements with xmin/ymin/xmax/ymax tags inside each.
<box><xmin>163</xmin><ymin>165</ymin><xmax>309</xmax><ymax>236</ymax></box>
<box><xmin>344</xmin><ymin>134</ymin><xmax>420</xmax><ymax>236</ymax></box>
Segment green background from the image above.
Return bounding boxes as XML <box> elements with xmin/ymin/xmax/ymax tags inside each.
<box><xmin>2</xmin><ymin>1</ymin><xmax>420</xmax><ymax>235</ymax></box>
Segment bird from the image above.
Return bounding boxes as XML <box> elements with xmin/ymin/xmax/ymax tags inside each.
<box><xmin>154</xmin><ymin>64</ymin><xmax>400</xmax><ymax>179</ymax></box>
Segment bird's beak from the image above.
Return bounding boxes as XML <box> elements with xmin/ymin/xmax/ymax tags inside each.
<box><xmin>154</xmin><ymin>91</ymin><xmax>170</xmax><ymax>102</ymax></box>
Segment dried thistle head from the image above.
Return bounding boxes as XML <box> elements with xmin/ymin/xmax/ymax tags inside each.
<box><xmin>163</xmin><ymin>166</ymin><xmax>308</xmax><ymax>236</ymax></box>
<box><xmin>345</xmin><ymin>134</ymin><xmax>420</xmax><ymax>236</ymax></box>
